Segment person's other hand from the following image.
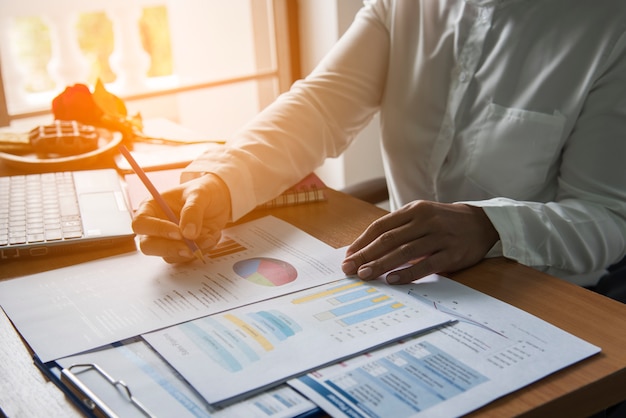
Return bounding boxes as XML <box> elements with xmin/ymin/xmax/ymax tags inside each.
<box><xmin>341</xmin><ymin>201</ymin><xmax>499</xmax><ymax>284</ymax></box>
<box><xmin>132</xmin><ymin>173</ymin><xmax>231</xmax><ymax>263</ymax></box>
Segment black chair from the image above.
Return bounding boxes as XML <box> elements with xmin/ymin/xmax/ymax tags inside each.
<box><xmin>593</xmin><ymin>256</ymin><xmax>626</xmax><ymax>304</ymax></box>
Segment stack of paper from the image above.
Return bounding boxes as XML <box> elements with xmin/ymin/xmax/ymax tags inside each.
<box><xmin>0</xmin><ymin>216</ymin><xmax>601</xmax><ymax>417</ymax></box>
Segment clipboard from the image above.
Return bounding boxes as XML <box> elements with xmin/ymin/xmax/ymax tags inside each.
<box><xmin>35</xmin><ymin>357</ymin><xmax>106</xmax><ymax>418</ymax></box>
<box><xmin>34</xmin><ymin>339</ymin><xmax>324</xmax><ymax>418</ymax></box>
<box><xmin>35</xmin><ymin>357</ymin><xmax>155</xmax><ymax>418</ymax></box>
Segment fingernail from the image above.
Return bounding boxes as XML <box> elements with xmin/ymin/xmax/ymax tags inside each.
<box><xmin>387</xmin><ymin>274</ymin><xmax>400</xmax><ymax>284</ymax></box>
<box><xmin>200</xmin><ymin>237</ymin><xmax>217</xmax><ymax>248</ymax></box>
<box><xmin>178</xmin><ymin>248</ymin><xmax>192</xmax><ymax>258</ymax></box>
<box><xmin>169</xmin><ymin>231</ymin><xmax>182</xmax><ymax>240</ymax></box>
<box><xmin>342</xmin><ymin>260</ymin><xmax>356</xmax><ymax>274</ymax></box>
<box><xmin>183</xmin><ymin>224</ymin><xmax>197</xmax><ymax>238</ymax></box>
<box><xmin>357</xmin><ymin>266</ymin><xmax>372</xmax><ymax>280</ymax></box>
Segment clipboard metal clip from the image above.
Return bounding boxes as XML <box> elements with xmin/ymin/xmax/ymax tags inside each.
<box><xmin>61</xmin><ymin>363</ymin><xmax>156</xmax><ymax>418</ymax></box>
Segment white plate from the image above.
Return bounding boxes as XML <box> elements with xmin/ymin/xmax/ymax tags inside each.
<box><xmin>0</xmin><ymin>129</ymin><xmax>122</xmax><ymax>172</ymax></box>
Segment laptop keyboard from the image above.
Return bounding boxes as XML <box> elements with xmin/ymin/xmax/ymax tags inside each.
<box><xmin>0</xmin><ymin>172</ymin><xmax>83</xmax><ymax>247</ymax></box>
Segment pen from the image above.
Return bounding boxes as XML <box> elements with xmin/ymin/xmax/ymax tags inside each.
<box><xmin>118</xmin><ymin>144</ymin><xmax>206</xmax><ymax>263</ymax></box>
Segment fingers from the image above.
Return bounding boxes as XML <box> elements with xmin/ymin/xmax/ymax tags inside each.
<box><xmin>341</xmin><ymin>201</ymin><xmax>499</xmax><ymax>285</ymax></box>
<box><xmin>134</xmin><ymin>219</ymin><xmax>220</xmax><ymax>263</ymax></box>
<box><xmin>385</xmin><ymin>253</ymin><xmax>444</xmax><ymax>285</ymax></box>
<box><xmin>132</xmin><ymin>200</ymin><xmax>183</xmax><ymax>240</ymax></box>
<box><xmin>179</xmin><ymin>173</ymin><xmax>231</xmax><ymax>241</ymax></box>
<box><xmin>133</xmin><ymin>199</ymin><xmax>194</xmax><ymax>262</ymax></box>
<box><xmin>131</xmin><ymin>173</ymin><xmax>232</xmax><ymax>262</ymax></box>
<box><xmin>179</xmin><ymin>192</ymin><xmax>205</xmax><ymax>240</ymax></box>
<box><xmin>342</xmin><ymin>205</ymin><xmax>427</xmax><ymax>278</ymax></box>
<box><xmin>343</xmin><ymin>230</ymin><xmax>436</xmax><ymax>282</ymax></box>
<box><xmin>344</xmin><ymin>210</ymin><xmax>411</xmax><ymax>259</ymax></box>
<box><xmin>138</xmin><ymin>235</ymin><xmax>196</xmax><ymax>263</ymax></box>
<box><xmin>342</xmin><ymin>224</ymin><xmax>389</xmax><ymax>274</ymax></box>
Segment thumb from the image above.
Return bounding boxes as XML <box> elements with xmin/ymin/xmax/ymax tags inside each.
<box><xmin>179</xmin><ymin>188</ymin><xmax>207</xmax><ymax>240</ymax></box>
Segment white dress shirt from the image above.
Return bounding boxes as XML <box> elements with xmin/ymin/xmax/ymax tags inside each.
<box><xmin>185</xmin><ymin>0</ymin><xmax>626</xmax><ymax>286</ymax></box>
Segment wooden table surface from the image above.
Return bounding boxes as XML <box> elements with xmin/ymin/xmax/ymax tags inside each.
<box><xmin>2</xmin><ymin>183</ymin><xmax>626</xmax><ymax>418</ymax></box>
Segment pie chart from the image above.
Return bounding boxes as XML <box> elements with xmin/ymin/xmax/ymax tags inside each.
<box><xmin>233</xmin><ymin>257</ymin><xmax>298</xmax><ymax>286</ymax></box>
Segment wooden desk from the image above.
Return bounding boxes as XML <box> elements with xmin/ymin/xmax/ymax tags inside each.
<box><xmin>2</xmin><ymin>185</ymin><xmax>626</xmax><ymax>417</ymax></box>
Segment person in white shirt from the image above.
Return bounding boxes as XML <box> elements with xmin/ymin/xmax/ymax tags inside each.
<box><xmin>132</xmin><ymin>0</ymin><xmax>626</xmax><ymax>289</ymax></box>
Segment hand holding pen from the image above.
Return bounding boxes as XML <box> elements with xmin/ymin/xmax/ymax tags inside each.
<box><xmin>118</xmin><ymin>145</ymin><xmax>206</xmax><ymax>263</ymax></box>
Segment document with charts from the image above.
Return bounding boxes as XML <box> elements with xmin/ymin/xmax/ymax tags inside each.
<box><xmin>142</xmin><ymin>278</ymin><xmax>454</xmax><ymax>405</ymax></box>
<box><xmin>53</xmin><ymin>337</ymin><xmax>318</xmax><ymax>418</ymax></box>
<box><xmin>0</xmin><ymin>216</ymin><xmax>345</xmax><ymax>362</ymax></box>
<box><xmin>288</xmin><ymin>275</ymin><xmax>601</xmax><ymax>418</ymax></box>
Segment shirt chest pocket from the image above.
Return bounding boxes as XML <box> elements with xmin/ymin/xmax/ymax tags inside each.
<box><xmin>465</xmin><ymin>102</ymin><xmax>566</xmax><ymax>199</ymax></box>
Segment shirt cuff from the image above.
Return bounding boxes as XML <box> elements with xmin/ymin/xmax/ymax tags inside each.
<box><xmin>181</xmin><ymin>147</ymin><xmax>258</xmax><ymax>221</ymax></box>
<box><xmin>460</xmin><ymin>199</ymin><xmax>527</xmax><ymax>264</ymax></box>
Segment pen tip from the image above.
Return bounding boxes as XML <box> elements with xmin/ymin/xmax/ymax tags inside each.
<box><xmin>194</xmin><ymin>250</ymin><xmax>206</xmax><ymax>264</ymax></box>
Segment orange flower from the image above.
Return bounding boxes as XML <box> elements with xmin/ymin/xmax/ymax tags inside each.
<box><xmin>51</xmin><ymin>79</ymin><xmax>142</xmax><ymax>137</ymax></box>
<box><xmin>52</xmin><ymin>84</ymin><xmax>104</xmax><ymax>126</ymax></box>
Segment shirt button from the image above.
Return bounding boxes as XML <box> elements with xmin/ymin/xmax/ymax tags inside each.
<box><xmin>478</xmin><ymin>9</ymin><xmax>490</xmax><ymax>23</ymax></box>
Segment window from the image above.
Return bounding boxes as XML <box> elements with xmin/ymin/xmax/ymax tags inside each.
<box><xmin>0</xmin><ymin>0</ymin><xmax>300</xmax><ymax>138</ymax></box>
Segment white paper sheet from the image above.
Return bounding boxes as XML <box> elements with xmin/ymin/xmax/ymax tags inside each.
<box><xmin>0</xmin><ymin>216</ymin><xmax>345</xmax><ymax>362</ymax></box>
<box><xmin>142</xmin><ymin>277</ymin><xmax>454</xmax><ymax>405</ymax></box>
<box><xmin>54</xmin><ymin>338</ymin><xmax>318</xmax><ymax>418</ymax></box>
<box><xmin>288</xmin><ymin>275</ymin><xmax>601</xmax><ymax>418</ymax></box>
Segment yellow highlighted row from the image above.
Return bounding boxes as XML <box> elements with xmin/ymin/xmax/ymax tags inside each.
<box><xmin>291</xmin><ymin>281</ymin><xmax>365</xmax><ymax>304</ymax></box>
<box><xmin>224</xmin><ymin>314</ymin><xmax>274</xmax><ymax>351</ymax></box>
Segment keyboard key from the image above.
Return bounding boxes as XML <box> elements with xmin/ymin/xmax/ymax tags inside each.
<box><xmin>59</xmin><ymin>196</ymin><xmax>80</xmax><ymax>217</ymax></box>
<box><xmin>45</xmin><ymin>229</ymin><xmax>63</xmax><ymax>241</ymax></box>
<box><xmin>27</xmin><ymin>233</ymin><xmax>45</xmax><ymax>243</ymax></box>
<box><xmin>5</xmin><ymin>172</ymin><xmax>83</xmax><ymax>245</ymax></box>
<box><xmin>63</xmin><ymin>230</ymin><xmax>83</xmax><ymax>239</ymax></box>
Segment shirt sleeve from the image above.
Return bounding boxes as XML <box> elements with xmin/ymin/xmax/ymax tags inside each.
<box><xmin>475</xmin><ymin>32</ymin><xmax>626</xmax><ymax>285</ymax></box>
<box><xmin>183</xmin><ymin>3</ymin><xmax>389</xmax><ymax>221</ymax></box>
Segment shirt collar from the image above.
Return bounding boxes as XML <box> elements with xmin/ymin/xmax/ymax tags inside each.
<box><xmin>464</xmin><ymin>0</ymin><xmax>522</xmax><ymax>6</ymax></box>
<box><xmin>464</xmin><ymin>0</ymin><xmax>498</xmax><ymax>5</ymax></box>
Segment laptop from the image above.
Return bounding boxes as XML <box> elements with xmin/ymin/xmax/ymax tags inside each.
<box><xmin>0</xmin><ymin>169</ymin><xmax>136</xmax><ymax>260</ymax></box>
